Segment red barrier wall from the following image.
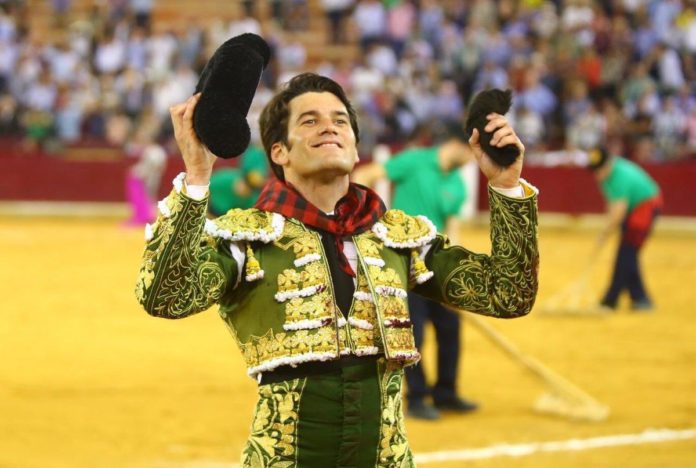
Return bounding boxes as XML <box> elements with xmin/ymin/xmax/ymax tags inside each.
<box><xmin>2</xmin><ymin>154</ymin><xmax>232</xmax><ymax>202</ymax></box>
<box><xmin>477</xmin><ymin>162</ymin><xmax>694</xmax><ymax>216</ymax></box>
<box><xmin>2</xmin><ymin>152</ymin><xmax>694</xmax><ymax>216</ymax></box>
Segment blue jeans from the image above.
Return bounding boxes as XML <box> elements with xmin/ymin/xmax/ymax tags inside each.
<box><xmin>602</xmin><ymin>199</ymin><xmax>660</xmax><ymax>307</ymax></box>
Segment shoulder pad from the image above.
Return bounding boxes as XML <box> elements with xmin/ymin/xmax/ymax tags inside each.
<box><xmin>204</xmin><ymin>208</ymin><xmax>285</xmax><ymax>243</ymax></box>
<box><xmin>372</xmin><ymin>209</ymin><xmax>436</xmax><ymax>249</ymax></box>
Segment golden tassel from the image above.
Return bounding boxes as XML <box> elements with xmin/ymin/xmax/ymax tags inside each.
<box><xmin>411</xmin><ymin>248</ymin><xmax>433</xmax><ymax>284</ymax></box>
<box><xmin>245</xmin><ymin>243</ymin><xmax>264</xmax><ymax>281</ymax></box>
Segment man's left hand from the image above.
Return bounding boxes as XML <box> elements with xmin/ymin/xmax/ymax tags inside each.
<box><xmin>469</xmin><ymin>113</ymin><xmax>525</xmax><ymax>189</ymax></box>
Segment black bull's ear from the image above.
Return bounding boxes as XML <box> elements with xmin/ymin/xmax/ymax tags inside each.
<box><xmin>193</xmin><ymin>33</ymin><xmax>271</xmax><ymax>159</ymax></box>
<box><xmin>465</xmin><ymin>89</ymin><xmax>520</xmax><ymax>167</ymax></box>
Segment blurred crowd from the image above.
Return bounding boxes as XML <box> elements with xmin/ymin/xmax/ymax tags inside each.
<box><xmin>2</xmin><ymin>0</ymin><xmax>696</xmax><ymax>164</ymax></box>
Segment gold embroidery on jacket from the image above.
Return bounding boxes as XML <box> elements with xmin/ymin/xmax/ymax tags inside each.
<box><xmin>351</xmin><ymin>297</ymin><xmax>377</xmax><ymax>324</ymax></box>
<box><xmin>160</xmin><ymin>192</ymin><xmax>184</xmax><ymax>218</ymax></box>
<box><xmin>368</xmin><ymin>265</ymin><xmax>410</xmax><ymax>326</ymax></box>
<box><xmin>376</xmin><ymin>209</ymin><xmax>433</xmax><ymax>245</ymax></box>
<box><xmin>292</xmin><ymin>235</ymin><xmax>321</xmax><ymax>259</ymax></box>
<box><xmin>284</xmin><ymin>291</ymin><xmax>334</xmax><ymax>326</ymax></box>
<box><xmin>276</xmin><ymin>259</ymin><xmax>333</xmax><ymax>329</ymax></box>
<box><xmin>338</xmin><ymin>325</ymin><xmax>349</xmax><ymax>351</ymax></box>
<box><xmin>355</xmin><ymin>236</ymin><xmax>383</xmax><ymax>258</ymax></box>
<box><xmin>241</xmin><ymin>379</ymin><xmax>305</xmax><ymax>467</ymax></box>
<box><xmin>378</xmin><ymin>296</ymin><xmax>409</xmax><ymax>322</ymax></box>
<box><xmin>239</xmin><ymin>328</ymin><xmax>338</xmax><ymax>370</ymax></box>
<box><xmin>275</xmin><ymin>226</ymin><xmax>323</xmax><ymax>267</ymax></box>
<box><xmin>442</xmin><ymin>188</ymin><xmax>539</xmax><ymax>317</ymax></box>
<box><xmin>370</xmin><ymin>266</ymin><xmax>403</xmax><ymax>288</ymax></box>
<box><xmin>276</xmin><ymin>262</ymin><xmax>328</xmax><ymax>295</ymax></box>
<box><xmin>213</xmin><ymin>208</ymin><xmax>278</xmax><ymax>237</ymax></box>
<box><xmin>303</xmin><ymin>262</ymin><xmax>326</xmax><ymax>288</ymax></box>
<box><xmin>136</xmin><ymin>218</ymin><xmax>175</xmax><ymax>302</ymax></box>
<box><xmin>277</xmin><ymin>268</ymin><xmax>303</xmax><ymax>294</ymax></box>
<box><xmin>136</xmin><ymin>190</ymin><xmax>226</xmax><ymax>317</ymax></box>
<box><xmin>377</xmin><ymin>360</ymin><xmax>413</xmax><ymax>467</ymax></box>
<box><xmin>273</xmin><ymin>221</ymin><xmax>307</xmax><ymax>250</ymax></box>
<box><xmin>346</xmin><ymin>266</ymin><xmax>383</xmax><ymax>354</ymax></box>
<box><xmin>384</xmin><ymin>328</ymin><xmax>417</xmax><ymax>353</ymax></box>
<box><xmin>351</xmin><ymin>326</ymin><xmax>380</xmax><ymax>350</ymax></box>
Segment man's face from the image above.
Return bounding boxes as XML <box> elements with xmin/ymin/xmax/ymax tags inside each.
<box><xmin>271</xmin><ymin>92</ymin><xmax>359</xmax><ymax>183</ymax></box>
<box><xmin>595</xmin><ymin>163</ymin><xmax>611</xmax><ymax>182</ymax></box>
<box><xmin>440</xmin><ymin>139</ymin><xmax>473</xmax><ymax>168</ymax></box>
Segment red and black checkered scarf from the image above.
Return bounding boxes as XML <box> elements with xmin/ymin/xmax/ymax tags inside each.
<box><xmin>254</xmin><ymin>177</ymin><xmax>386</xmax><ymax>276</ymax></box>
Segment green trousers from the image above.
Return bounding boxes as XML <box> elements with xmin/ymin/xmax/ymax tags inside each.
<box><xmin>240</xmin><ymin>358</ymin><xmax>415</xmax><ymax>467</ymax></box>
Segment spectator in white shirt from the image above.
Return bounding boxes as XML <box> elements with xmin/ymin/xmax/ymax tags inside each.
<box><xmin>352</xmin><ymin>0</ymin><xmax>386</xmax><ymax>51</ymax></box>
<box><xmin>94</xmin><ymin>32</ymin><xmax>126</xmax><ymax>75</ymax></box>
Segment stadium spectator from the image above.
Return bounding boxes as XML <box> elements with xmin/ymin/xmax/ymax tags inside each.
<box><xmin>386</xmin><ymin>0</ymin><xmax>415</xmax><ymax>58</ymax></box>
<box><xmin>130</xmin><ymin>0</ymin><xmax>154</xmax><ymax>31</ymax></box>
<box><xmin>352</xmin><ymin>0</ymin><xmax>386</xmax><ymax>52</ymax></box>
<box><xmin>0</xmin><ymin>0</ymin><xmax>694</xmax><ymax>164</ymax></box>
<box><xmin>652</xmin><ymin>95</ymin><xmax>687</xmax><ymax>161</ymax></box>
<box><xmin>320</xmin><ymin>0</ymin><xmax>354</xmax><ymax>44</ymax></box>
<box><xmin>0</xmin><ymin>92</ymin><xmax>18</xmax><ymax>135</ymax></box>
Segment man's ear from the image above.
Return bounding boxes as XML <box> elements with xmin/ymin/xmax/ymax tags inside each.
<box><xmin>270</xmin><ymin>142</ymin><xmax>288</xmax><ymax>166</ymax></box>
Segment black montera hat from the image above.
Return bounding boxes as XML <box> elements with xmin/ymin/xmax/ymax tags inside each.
<box><xmin>193</xmin><ymin>33</ymin><xmax>271</xmax><ymax>159</ymax></box>
<box><xmin>465</xmin><ymin>88</ymin><xmax>520</xmax><ymax>167</ymax></box>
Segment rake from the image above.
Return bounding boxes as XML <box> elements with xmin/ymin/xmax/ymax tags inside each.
<box><xmin>537</xmin><ymin>260</ymin><xmax>605</xmax><ymax>316</ymax></box>
<box><xmin>465</xmin><ymin>313</ymin><xmax>610</xmax><ymax>422</ymax></box>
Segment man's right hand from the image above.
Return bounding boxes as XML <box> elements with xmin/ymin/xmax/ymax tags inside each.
<box><xmin>170</xmin><ymin>93</ymin><xmax>216</xmax><ymax>185</ymax></box>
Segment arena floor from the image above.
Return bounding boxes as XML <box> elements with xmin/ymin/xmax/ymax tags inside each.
<box><xmin>1</xmin><ymin>215</ymin><xmax>695</xmax><ymax>468</ymax></box>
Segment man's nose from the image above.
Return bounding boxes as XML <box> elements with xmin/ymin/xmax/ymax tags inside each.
<box><xmin>319</xmin><ymin>120</ymin><xmax>338</xmax><ymax>134</ymax></box>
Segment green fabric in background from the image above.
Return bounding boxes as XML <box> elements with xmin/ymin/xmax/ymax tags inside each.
<box><xmin>209</xmin><ymin>168</ymin><xmax>254</xmax><ymax>214</ymax></box>
<box><xmin>240</xmin><ymin>145</ymin><xmax>268</xmax><ymax>177</ymax></box>
<box><xmin>601</xmin><ymin>157</ymin><xmax>660</xmax><ymax>212</ymax></box>
<box><xmin>209</xmin><ymin>146</ymin><xmax>270</xmax><ymax>215</ymax></box>
<box><xmin>385</xmin><ymin>146</ymin><xmax>466</xmax><ymax>231</ymax></box>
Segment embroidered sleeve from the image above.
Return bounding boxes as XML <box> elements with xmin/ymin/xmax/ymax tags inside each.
<box><xmin>412</xmin><ymin>184</ymin><xmax>539</xmax><ymax>318</ymax></box>
<box><xmin>135</xmin><ymin>175</ymin><xmax>238</xmax><ymax>319</ymax></box>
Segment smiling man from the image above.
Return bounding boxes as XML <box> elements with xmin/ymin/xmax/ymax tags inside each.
<box><xmin>136</xmin><ymin>73</ymin><xmax>539</xmax><ymax>467</ymax></box>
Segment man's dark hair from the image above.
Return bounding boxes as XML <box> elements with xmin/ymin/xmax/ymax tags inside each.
<box><xmin>259</xmin><ymin>73</ymin><xmax>360</xmax><ymax>181</ymax></box>
<box><xmin>587</xmin><ymin>146</ymin><xmax>609</xmax><ymax>171</ymax></box>
<box><xmin>435</xmin><ymin>120</ymin><xmax>469</xmax><ymax>145</ymax></box>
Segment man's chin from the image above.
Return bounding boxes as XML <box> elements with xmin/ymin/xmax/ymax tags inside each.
<box><xmin>311</xmin><ymin>164</ymin><xmax>354</xmax><ymax>181</ymax></box>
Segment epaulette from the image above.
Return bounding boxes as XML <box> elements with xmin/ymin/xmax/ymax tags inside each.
<box><xmin>372</xmin><ymin>209</ymin><xmax>436</xmax><ymax>249</ymax></box>
<box><xmin>204</xmin><ymin>208</ymin><xmax>285</xmax><ymax>243</ymax></box>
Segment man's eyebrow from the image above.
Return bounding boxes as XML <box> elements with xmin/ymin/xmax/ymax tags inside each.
<box><xmin>296</xmin><ymin>110</ymin><xmax>349</xmax><ymax>122</ymax></box>
<box><xmin>296</xmin><ymin>111</ymin><xmax>318</xmax><ymax>122</ymax></box>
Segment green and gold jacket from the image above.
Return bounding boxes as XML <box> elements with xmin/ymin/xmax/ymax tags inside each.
<box><xmin>136</xmin><ymin>174</ymin><xmax>539</xmax><ymax>379</ymax></box>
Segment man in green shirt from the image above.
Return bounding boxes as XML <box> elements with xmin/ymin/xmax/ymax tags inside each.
<box><xmin>588</xmin><ymin>147</ymin><xmax>662</xmax><ymax>310</ymax></box>
<box><xmin>353</xmin><ymin>125</ymin><xmax>478</xmax><ymax>420</ymax></box>
<box><xmin>208</xmin><ymin>145</ymin><xmax>268</xmax><ymax>216</ymax></box>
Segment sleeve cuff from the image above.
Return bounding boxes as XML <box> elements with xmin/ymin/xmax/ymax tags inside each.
<box><xmin>185</xmin><ymin>183</ymin><xmax>209</xmax><ymax>200</ymax></box>
<box><xmin>490</xmin><ymin>178</ymin><xmax>539</xmax><ymax>199</ymax></box>
<box><xmin>491</xmin><ymin>184</ymin><xmax>525</xmax><ymax>198</ymax></box>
